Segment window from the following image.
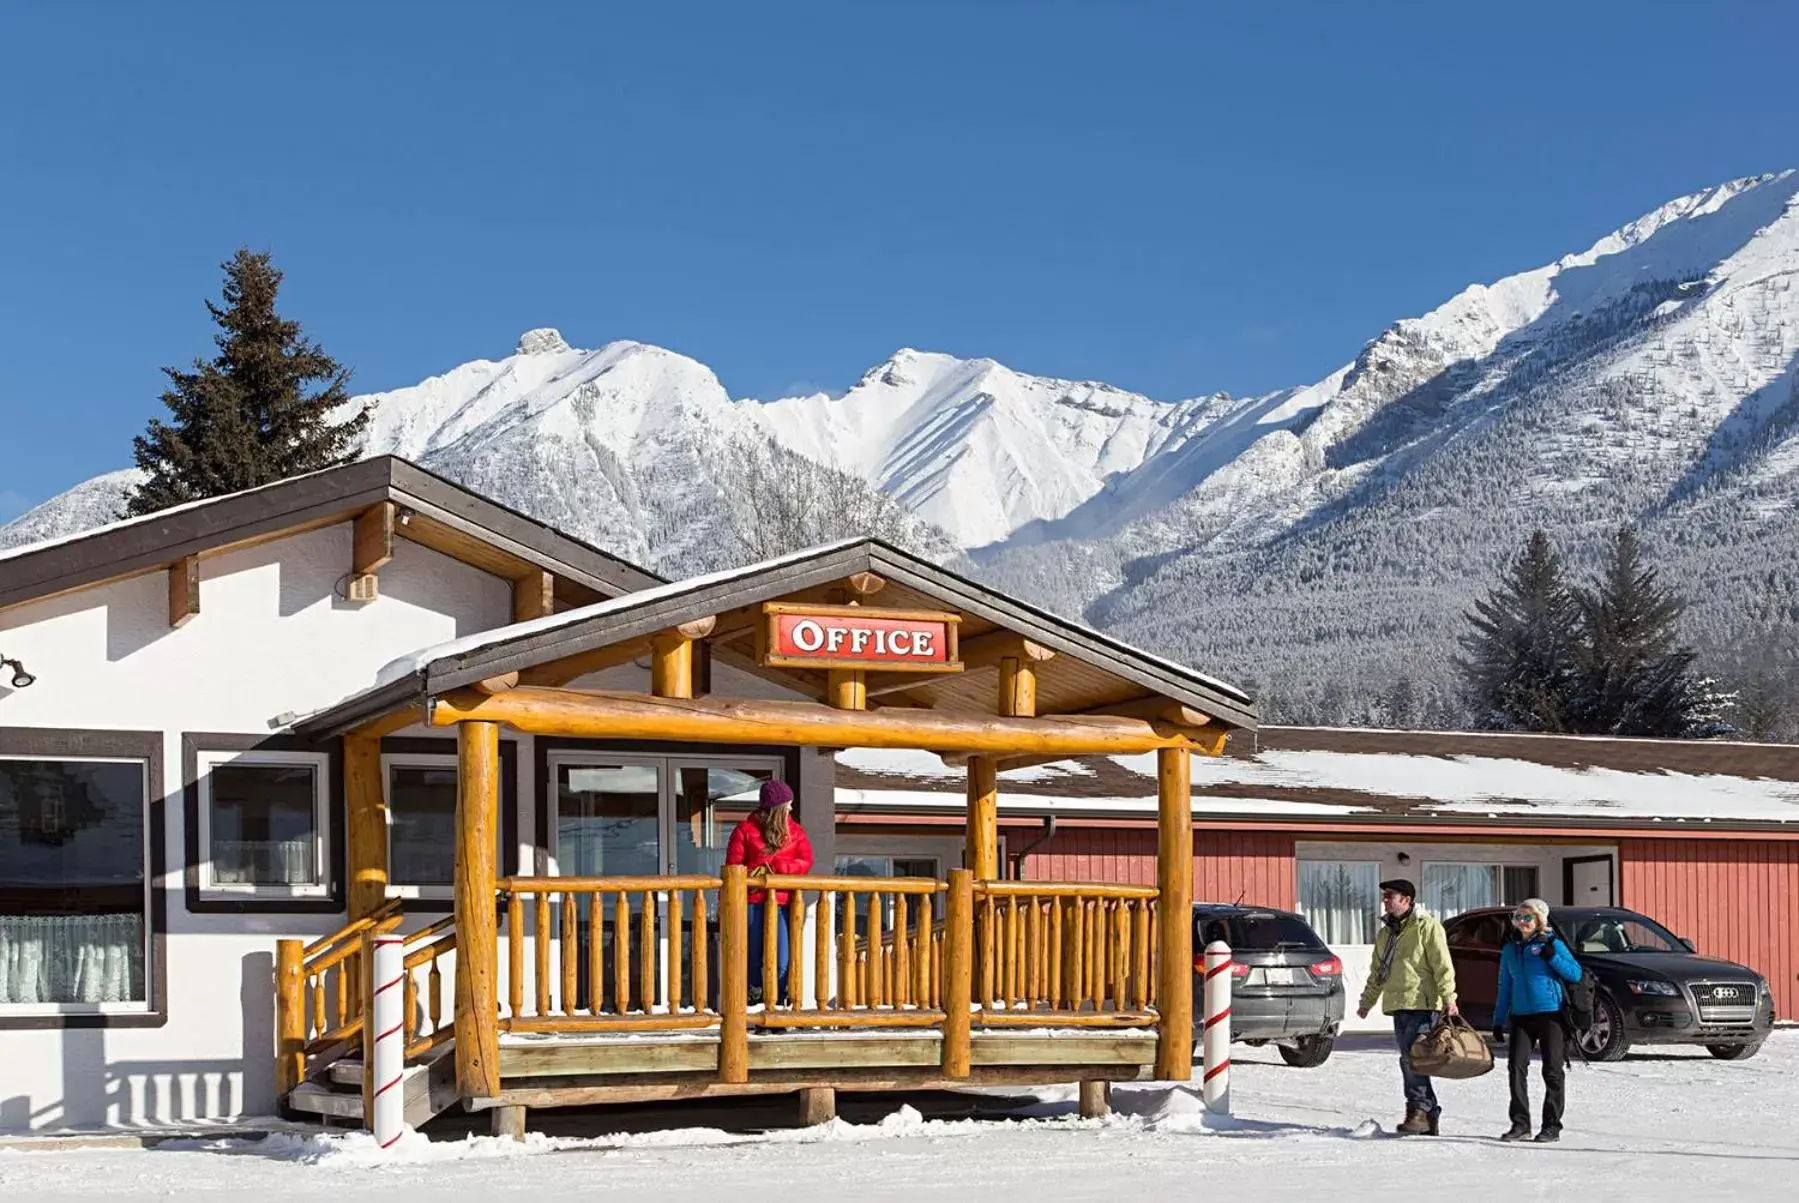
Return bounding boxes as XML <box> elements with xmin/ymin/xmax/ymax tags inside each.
<box><xmin>383</xmin><ymin>755</ymin><xmax>458</xmax><ymax>896</ymax></box>
<box><xmin>1565</xmin><ymin>913</ymin><xmax>1681</xmax><ymax>955</ymax></box>
<box><xmin>1422</xmin><ymin>863</ymin><xmax>1541</xmax><ymax>920</ymax></box>
<box><xmin>0</xmin><ymin>754</ymin><xmax>150</xmax><ymax>1011</ymax></box>
<box><xmin>835</xmin><ymin>855</ymin><xmax>945</xmax><ymax>922</ymax></box>
<box><xmin>1297</xmin><ymin>860</ymin><xmax>1380</xmax><ymax>944</ymax></box>
<box><xmin>197</xmin><ymin>749</ymin><xmax>330</xmax><ymax>898</ymax></box>
<box><xmin>1197</xmin><ymin>911</ymin><xmax>1326</xmax><ymax>952</ymax></box>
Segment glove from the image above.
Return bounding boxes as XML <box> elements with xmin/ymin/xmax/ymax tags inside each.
<box><xmin>1492</xmin><ymin>1025</ymin><xmax>1506</xmax><ymax>1042</ymax></box>
<box><xmin>1535</xmin><ymin>938</ymin><xmax>1556</xmax><ymax>960</ymax></box>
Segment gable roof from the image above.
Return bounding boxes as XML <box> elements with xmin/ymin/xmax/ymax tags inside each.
<box><xmin>294</xmin><ymin>537</ymin><xmax>1260</xmax><ymax>737</ymax></box>
<box><xmin>0</xmin><ymin>456</ymin><xmax>660</xmax><ymax>615</ymax></box>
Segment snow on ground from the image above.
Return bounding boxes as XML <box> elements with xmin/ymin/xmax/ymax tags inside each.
<box><xmin>7</xmin><ymin>1031</ymin><xmax>1797</xmax><ymax>1201</ymax></box>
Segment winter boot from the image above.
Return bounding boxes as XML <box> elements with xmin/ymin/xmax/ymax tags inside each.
<box><xmin>1534</xmin><ymin>1127</ymin><xmax>1561</xmax><ymax>1143</ymax></box>
<box><xmin>1397</xmin><ymin>1106</ymin><xmax>1433</xmax><ymax>1135</ymax></box>
<box><xmin>1500</xmin><ymin>1122</ymin><xmax>1532</xmax><ymax>1142</ymax></box>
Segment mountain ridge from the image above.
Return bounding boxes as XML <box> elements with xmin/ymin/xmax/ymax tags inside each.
<box><xmin>7</xmin><ymin>169</ymin><xmax>1798</xmax><ymax>730</ymax></box>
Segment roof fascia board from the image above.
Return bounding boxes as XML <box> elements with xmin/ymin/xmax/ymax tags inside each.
<box><xmin>386</xmin><ymin>459</ymin><xmax>659</xmax><ymax>597</ymax></box>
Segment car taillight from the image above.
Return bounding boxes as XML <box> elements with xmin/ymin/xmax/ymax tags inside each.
<box><xmin>1192</xmin><ymin>954</ymin><xmax>1249</xmax><ymax>977</ymax></box>
<box><xmin>1231</xmin><ymin>961</ymin><xmax>1249</xmax><ymax>978</ymax></box>
<box><xmin>1311</xmin><ymin>956</ymin><xmax>1343</xmax><ymax>977</ymax></box>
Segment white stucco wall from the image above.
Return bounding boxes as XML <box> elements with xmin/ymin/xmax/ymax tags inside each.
<box><xmin>0</xmin><ymin>523</ymin><xmax>514</xmax><ymax>1131</ymax></box>
<box><xmin>1294</xmin><ymin>839</ymin><xmax>1618</xmax><ymax>1034</ymax></box>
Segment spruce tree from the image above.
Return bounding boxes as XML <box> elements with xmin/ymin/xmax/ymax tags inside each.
<box><xmin>126</xmin><ymin>249</ymin><xmax>366</xmax><ymax>516</ymax></box>
<box><xmin>1454</xmin><ymin>529</ymin><xmax>1580</xmax><ymax>731</ymax></box>
<box><xmin>1569</xmin><ymin>527</ymin><xmax>1725</xmax><ymax>737</ymax></box>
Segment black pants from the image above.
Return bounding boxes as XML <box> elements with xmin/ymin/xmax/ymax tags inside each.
<box><xmin>1507</xmin><ymin>1013</ymin><xmax>1567</xmax><ymax>1132</ymax></box>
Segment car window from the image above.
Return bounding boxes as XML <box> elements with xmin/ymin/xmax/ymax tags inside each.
<box><xmin>1567</xmin><ymin>915</ymin><xmax>1679</xmax><ymax>954</ymax></box>
<box><xmin>1197</xmin><ymin>912</ymin><xmax>1325</xmax><ymax>951</ymax></box>
<box><xmin>1449</xmin><ymin>914</ymin><xmax>1506</xmax><ymax>950</ymax></box>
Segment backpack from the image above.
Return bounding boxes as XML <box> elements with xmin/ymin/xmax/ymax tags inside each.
<box><xmin>1551</xmin><ymin>933</ymin><xmax>1598</xmax><ymax>1035</ymax></box>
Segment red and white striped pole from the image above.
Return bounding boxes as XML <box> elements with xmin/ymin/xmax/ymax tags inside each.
<box><xmin>370</xmin><ymin>935</ymin><xmax>406</xmax><ymax>1148</ymax></box>
<box><xmin>1201</xmin><ymin>939</ymin><xmax>1232</xmax><ymax>1115</ymax></box>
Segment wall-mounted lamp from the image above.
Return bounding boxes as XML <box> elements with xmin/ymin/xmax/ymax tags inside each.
<box><xmin>396</xmin><ymin>506</ymin><xmax>415</xmax><ymax>527</ymax></box>
<box><xmin>1396</xmin><ymin>851</ymin><xmax>1411</xmax><ymax>866</ymax></box>
<box><xmin>1</xmin><ymin>654</ymin><xmax>35</xmax><ymax>689</ymax></box>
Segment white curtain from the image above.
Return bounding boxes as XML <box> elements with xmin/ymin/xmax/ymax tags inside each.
<box><xmin>0</xmin><ymin>913</ymin><xmax>142</xmax><ymax>1004</ymax></box>
<box><xmin>1297</xmin><ymin>861</ymin><xmax>1380</xmax><ymax>944</ymax></box>
<box><xmin>212</xmin><ymin>838</ymin><xmax>314</xmax><ymax>885</ymax></box>
<box><xmin>1423</xmin><ymin>864</ymin><xmax>1500</xmax><ymax>919</ymax></box>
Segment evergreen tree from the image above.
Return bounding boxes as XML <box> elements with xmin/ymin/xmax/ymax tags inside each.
<box><xmin>1454</xmin><ymin>529</ymin><xmax>1581</xmax><ymax>731</ymax></box>
<box><xmin>127</xmin><ymin>249</ymin><xmax>365</xmax><ymax>516</ymax></box>
<box><xmin>1569</xmin><ymin>527</ymin><xmax>1727</xmax><ymax>737</ymax></box>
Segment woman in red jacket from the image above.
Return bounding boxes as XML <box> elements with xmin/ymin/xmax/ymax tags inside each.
<box><xmin>725</xmin><ymin>779</ymin><xmax>813</xmax><ymax>1004</ymax></box>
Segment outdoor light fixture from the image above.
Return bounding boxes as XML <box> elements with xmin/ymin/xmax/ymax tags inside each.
<box><xmin>1</xmin><ymin>654</ymin><xmax>34</xmax><ymax>689</ymax></box>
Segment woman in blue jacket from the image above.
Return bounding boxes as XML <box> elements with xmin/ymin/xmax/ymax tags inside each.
<box><xmin>1493</xmin><ymin>897</ymin><xmax>1584</xmax><ymax>1143</ymax></box>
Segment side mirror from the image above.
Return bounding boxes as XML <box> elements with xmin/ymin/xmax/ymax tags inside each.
<box><xmin>1680</xmin><ymin>937</ymin><xmax>1697</xmax><ymax>953</ymax></box>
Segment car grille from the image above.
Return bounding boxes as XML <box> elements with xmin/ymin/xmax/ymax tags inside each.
<box><xmin>1691</xmin><ymin>982</ymin><xmax>1759</xmax><ymax>1026</ymax></box>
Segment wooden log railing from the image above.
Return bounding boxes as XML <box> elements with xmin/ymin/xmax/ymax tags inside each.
<box><xmin>498</xmin><ymin>875</ymin><xmax>722</xmax><ymax>1033</ymax></box>
<box><xmin>754</xmin><ymin>872</ymin><xmax>947</xmax><ymax>1029</ymax></box>
<box><xmin>401</xmin><ymin>914</ymin><xmax>458</xmax><ymax>1058</ymax></box>
<box><xmin>972</xmin><ymin>881</ymin><xmax>1160</xmax><ymax>1028</ymax></box>
<box><xmin>275</xmin><ymin>900</ymin><xmax>403</xmax><ymax>1094</ymax></box>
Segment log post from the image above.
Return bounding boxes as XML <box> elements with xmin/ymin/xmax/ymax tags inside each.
<box><xmin>168</xmin><ymin>555</ymin><xmax>199</xmax><ymax>629</ymax></box>
<box><xmin>797</xmin><ymin>1086</ymin><xmax>837</xmax><ymax>1126</ymax></box>
<box><xmin>719</xmin><ymin>864</ymin><xmax>750</xmax><ymax>1084</ymax></box>
<box><xmin>344</xmin><ymin>731</ymin><xmax>388</xmax><ymax>920</ymax></box>
<box><xmin>650</xmin><ymin>634</ymin><xmax>694</xmax><ymax>700</ymax></box>
<box><xmin>275</xmin><ymin>938</ymin><xmax>305</xmax><ymax>1095</ymax></box>
<box><xmin>941</xmin><ymin>868</ymin><xmax>974</xmax><ymax>1078</ymax></box>
<box><xmin>827</xmin><ymin>669</ymin><xmax>867</xmax><ymax>710</ymax></box>
<box><xmin>1154</xmin><ymin>745</ymin><xmax>1193</xmax><ymax>1080</ymax></box>
<box><xmin>965</xmin><ymin>756</ymin><xmax>998</xmax><ymax>881</ymax></box>
<box><xmin>1079</xmin><ymin>1080</ymin><xmax>1111</xmax><ymax>1119</ymax></box>
<box><xmin>491</xmin><ymin>1104</ymin><xmax>527</xmax><ymax>1140</ymax></box>
<box><xmin>997</xmin><ymin>656</ymin><xmax>1036</xmax><ymax>718</ymax></box>
<box><xmin>454</xmin><ymin>720</ymin><xmax>502</xmax><ymax>1101</ymax></box>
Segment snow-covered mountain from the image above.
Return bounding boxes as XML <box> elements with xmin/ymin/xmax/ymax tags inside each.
<box><xmin>7</xmin><ymin>170</ymin><xmax>1798</xmax><ymax>728</ymax></box>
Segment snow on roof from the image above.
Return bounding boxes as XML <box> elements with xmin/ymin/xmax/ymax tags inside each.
<box><xmin>838</xmin><ymin>745</ymin><xmax>1799</xmax><ymax>826</ymax></box>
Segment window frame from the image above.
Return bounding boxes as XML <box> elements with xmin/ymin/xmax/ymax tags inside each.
<box><xmin>1295</xmin><ymin>857</ymin><xmax>1383</xmax><ymax>945</ymax></box>
<box><xmin>194</xmin><ymin>747</ymin><xmax>332</xmax><ymax>902</ymax></box>
<box><xmin>0</xmin><ymin>727</ymin><xmax>167</xmax><ymax>1030</ymax></box>
<box><xmin>183</xmin><ymin>733</ymin><xmax>345</xmax><ymax>915</ymax></box>
<box><xmin>1419</xmin><ymin>859</ymin><xmax>1542</xmax><ymax>920</ymax></box>
<box><xmin>380</xmin><ymin>751</ymin><xmax>486</xmax><ymax>902</ymax></box>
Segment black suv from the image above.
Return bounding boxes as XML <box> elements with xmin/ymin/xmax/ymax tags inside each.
<box><xmin>1190</xmin><ymin>903</ymin><xmax>1345</xmax><ymax>1067</ymax></box>
<box><xmin>1444</xmin><ymin>905</ymin><xmax>1776</xmax><ymax>1061</ymax></box>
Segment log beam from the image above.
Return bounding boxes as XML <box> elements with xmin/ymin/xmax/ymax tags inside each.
<box><xmin>1055</xmin><ymin>695</ymin><xmax>1214</xmax><ymax>729</ymax></box>
<box><xmin>845</xmin><ymin>571</ymin><xmax>886</xmax><ymax>599</ymax></box>
<box><xmin>350</xmin><ymin>502</ymin><xmax>396</xmax><ymax>600</ymax></box>
<box><xmin>512</xmin><ymin>570</ymin><xmax>554</xmax><ymax>623</ymax></box>
<box><xmin>350</xmin><ymin>703</ymin><xmax>425</xmax><ymax>740</ymax></box>
<box><xmin>956</xmin><ymin>631</ymin><xmax>1056</xmax><ymax>672</ymax></box>
<box><xmin>429</xmin><ymin>686</ymin><xmax>1205</xmax><ymax>757</ymax></box>
<box><xmin>168</xmin><ymin>555</ymin><xmax>199</xmax><ymax>629</ymax></box>
<box><xmin>1154</xmin><ymin>746</ymin><xmax>1193</xmax><ymax>1079</ymax></box>
<box><xmin>344</xmin><ymin>731</ymin><xmax>388</xmax><ymax>920</ymax></box>
<box><xmin>965</xmin><ymin>755</ymin><xmax>998</xmax><ymax>879</ymax></box>
<box><xmin>940</xmin><ymin>750</ymin><xmax>1080</xmax><ymax>775</ymax></box>
<box><xmin>454</xmin><ymin>720</ymin><xmax>502</xmax><ymax>1101</ymax></box>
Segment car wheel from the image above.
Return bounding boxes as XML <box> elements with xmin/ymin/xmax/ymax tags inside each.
<box><xmin>1578</xmin><ymin>992</ymin><xmax>1629</xmax><ymax>1062</ymax></box>
<box><xmin>1277</xmin><ymin>1034</ymin><xmax>1335</xmax><ymax>1068</ymax></box>
<box><xmin>1706</xmin><ymin>1042</ymin><xmax>1763</xmax><ymax>1061</ymax></box>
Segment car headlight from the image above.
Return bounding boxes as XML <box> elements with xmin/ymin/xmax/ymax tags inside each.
<box><xmin>1626</xmin><ymin>980</ymin><xmax>1680</xmax><ymax>997</ymax></box>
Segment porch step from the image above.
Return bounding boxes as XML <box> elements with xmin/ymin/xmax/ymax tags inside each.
<box><xmin>286</xmin><ymin>1044</ymin><xmax>459</xmax><ymax>1128</ymax></box>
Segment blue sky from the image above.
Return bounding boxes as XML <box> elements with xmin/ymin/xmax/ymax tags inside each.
<box><xmin>2</xmin><ymin>0</ymin><xmax>1795</xmax><ymax>520</ymax></box>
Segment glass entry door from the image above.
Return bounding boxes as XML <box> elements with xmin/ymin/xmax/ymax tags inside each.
<box><xmin>547</xmin><ymin>753</ymin><xmax>784</xmax><ymax>1012</ymax></box>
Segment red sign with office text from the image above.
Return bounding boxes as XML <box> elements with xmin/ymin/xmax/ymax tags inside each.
<box><xmin>761</xmin><ymin>604</ymin><xmax>962</xmax><ymax>672</ymax></box>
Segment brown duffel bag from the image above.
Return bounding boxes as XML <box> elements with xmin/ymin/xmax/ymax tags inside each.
<box><xmin>1408</xmin><ymin>1013</ymin><xmax>1494</xmax><ymax>1079</ymax></box>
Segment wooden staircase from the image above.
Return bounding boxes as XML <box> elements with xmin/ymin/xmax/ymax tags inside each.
<box><xmin>275</xmin><ymin>903</ymin><xmax>461</xmax><ymax>1131</ymax></box>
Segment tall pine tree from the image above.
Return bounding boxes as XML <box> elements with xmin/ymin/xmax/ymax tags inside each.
<box><xmin>1569</xmin><ymin>527</ymin><xmax>1726</xmax><ymax>737</ymax></box>
<box><xmin>127</xmin><ymin>249</ymin><xmax>366</xmax><ymax>516</ymax></box>
<box><xmin>1455</xmin><ymin>529</ymin><xmax>1581</xmax><ymax>731</ymax></box>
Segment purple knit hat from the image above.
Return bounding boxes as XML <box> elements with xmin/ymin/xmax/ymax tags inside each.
<box><xmin>758</xmin><ymin>779</ymin><xmax>794</xmax><ymax>810</ymax></box>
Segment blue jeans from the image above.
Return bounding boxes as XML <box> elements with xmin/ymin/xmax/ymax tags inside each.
<box><xmin>746</xmin><ymin>901</ymin><xmax>789</xmax><ymax>998</ymax></box>
<box><xmin>1393</xmin><ymin>1009</ymin><xmax>1441</xmax><ymax>1115</ymax></box>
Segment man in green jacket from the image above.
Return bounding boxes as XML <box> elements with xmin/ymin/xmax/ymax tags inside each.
<box><xmin>1356</xmin><ymin>878</ymin><xmax>1459</xmax><ymax>1135</ymax></box>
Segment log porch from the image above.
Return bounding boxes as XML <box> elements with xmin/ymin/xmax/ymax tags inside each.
<box><xmin>276</xmin><ymin>548</ymin><xmax>1254</xmax><ymax>1134</ymax></box>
